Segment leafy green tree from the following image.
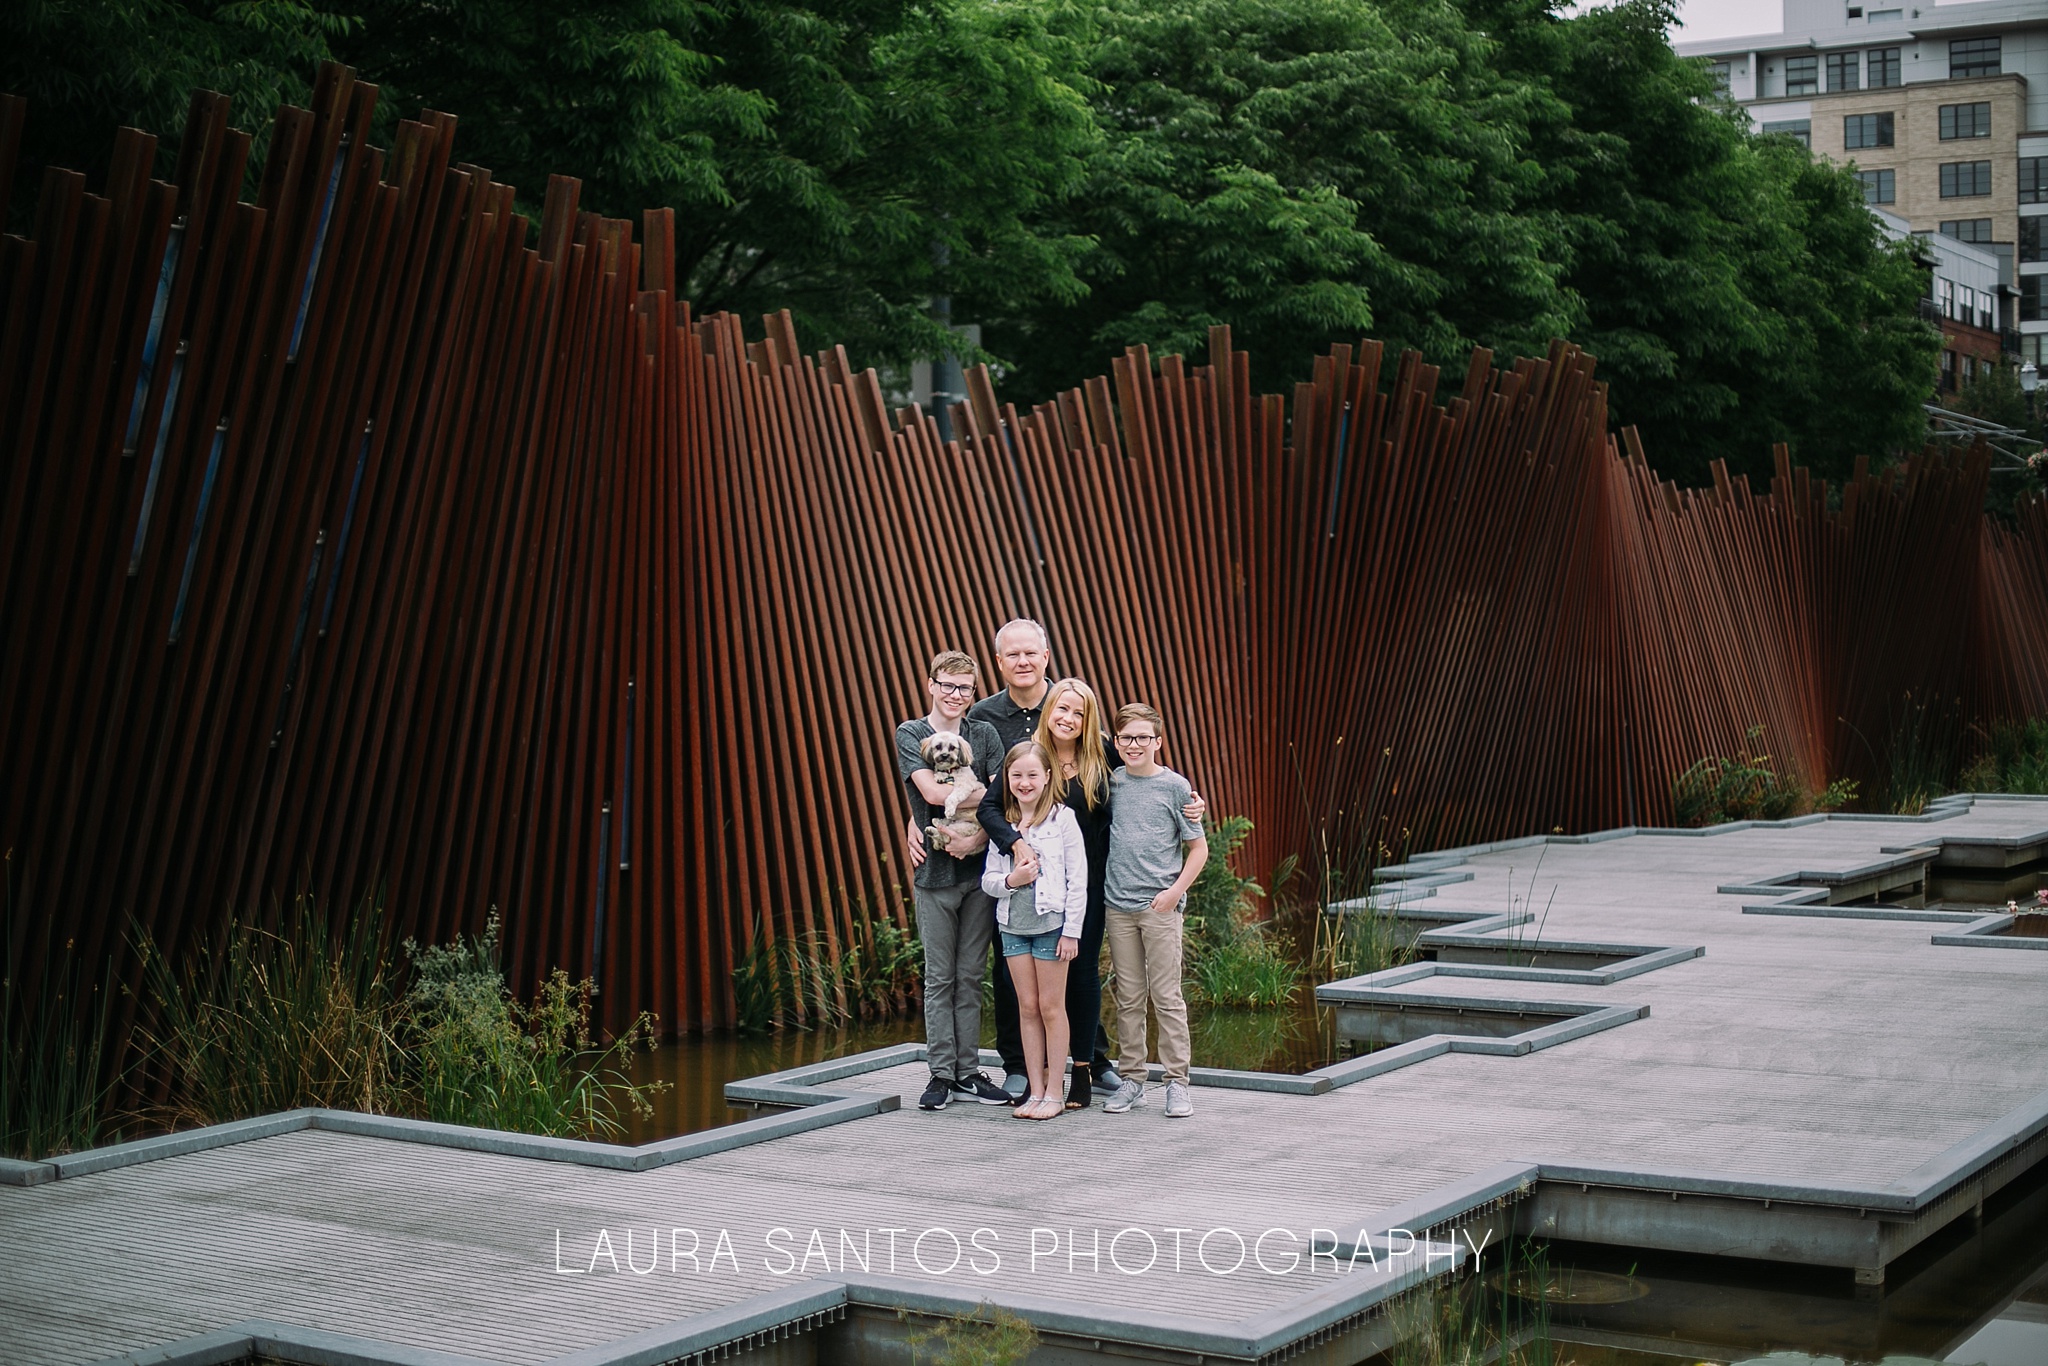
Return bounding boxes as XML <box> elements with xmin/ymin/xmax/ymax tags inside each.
<box><xmin>1465</xmin><ymin>0</ymin><xmax>1936</xmax><ymax>485</ymax></box>
<box><xmin>337</xmin><ymin>0</ymin><xmax>1098</xmax><ymax>367</ymax></box>
<box><xmin>978</xmin><ymin>0</ymin><xmax>1581</xmax><ymax>398</ymax></box>
<box><xmin>1</xmin><ymin>0</ymin><xmax>350</xmax><ymax>226</ymax></box>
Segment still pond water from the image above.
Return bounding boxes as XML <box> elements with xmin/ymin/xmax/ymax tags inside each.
<box><xmin>621</xmin><ymin>1004</ymin><xmax>2048</xmax><ymax>1366</ymax></box>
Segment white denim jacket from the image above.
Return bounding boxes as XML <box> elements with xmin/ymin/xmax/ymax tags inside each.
<box><xmin>981</xmin><ymin>804</ymin><xmax>1087</xmax><ymax>938</ymax></box>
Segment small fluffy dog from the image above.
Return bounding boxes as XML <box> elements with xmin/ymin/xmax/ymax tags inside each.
<box><xmin>919</xmin><ymin>732</ymin><xmax>986</xmax><ymax>852</ymax></box>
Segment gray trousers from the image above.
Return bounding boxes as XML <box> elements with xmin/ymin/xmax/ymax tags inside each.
<box><xmin>915</xmin><ymin>879</ymin><xmax>996</xmax><ymax>1079</ymax></box>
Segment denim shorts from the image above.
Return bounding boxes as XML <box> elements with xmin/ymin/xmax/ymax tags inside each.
<box><xmin>1000</xmin><ymin>928</ymin><xmax>1065</xmax><ymax>960</ymax></box>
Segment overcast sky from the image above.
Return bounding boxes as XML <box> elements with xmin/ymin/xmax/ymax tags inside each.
<box><xmin>1671</xmin><ymin>0</ymin><xmax>1782</xmax><ymax>42</ymax></box>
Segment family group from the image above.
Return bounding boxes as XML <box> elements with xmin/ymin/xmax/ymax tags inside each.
<box><xmin>895</xmin><ymin>618</ymin><xmax>1208</xmax><ymax>1121</ymax></box>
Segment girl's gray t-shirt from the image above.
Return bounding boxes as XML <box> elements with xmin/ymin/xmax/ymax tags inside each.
<box><xmin>1003</xmin><ymin>878</ymin><xmax>1063</xmax><ymax>936</ymax></box>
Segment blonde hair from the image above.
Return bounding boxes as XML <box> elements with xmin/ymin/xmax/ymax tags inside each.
<box><xmin>1001</xmin><ymin>739</ymin><xmax>1066</xmax><ymax>827</ymax></box>
<box><xmin>1034</xmin><ymin>677</ymin><xmax>1111</xmax><ymax>810</ymax></box>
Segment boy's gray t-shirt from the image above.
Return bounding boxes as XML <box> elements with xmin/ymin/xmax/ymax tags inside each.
<box><xmin>1105</xmin><ymin>766</ymin><xmax>1202</xmax><ymax>911</ymax></box>
<box><xmin>895</xmin><ymin>716</ymin><xmax>1003</xmax><ymax>891</ymax></box>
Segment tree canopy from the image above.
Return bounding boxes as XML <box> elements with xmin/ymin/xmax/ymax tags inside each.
<box><xmin>1</xmin><ymin>0</ymin><xmax>1940</xmax><ymax>483</ymax></box>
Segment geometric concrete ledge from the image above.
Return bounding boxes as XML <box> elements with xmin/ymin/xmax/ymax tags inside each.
<box><xmin>4</xmin><ymin>1090</ymin><xmax>901</xmax><ymax>1188</ymax></box>
<box><xmin>88</xmin><ymin>1249</ymin><xmax>1462</xmax><ymax>1366</ymax></box>
<box><xmin>1932</xmin><ymin>910</ymin><xmax>2048</xmax><ymax>950</ymax></box>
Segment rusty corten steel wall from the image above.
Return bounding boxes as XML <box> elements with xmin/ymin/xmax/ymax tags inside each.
<box><xmin>6</xmin><ymin>70</ymin><xmax>2048</xmax><ymax>1035</ymax></box>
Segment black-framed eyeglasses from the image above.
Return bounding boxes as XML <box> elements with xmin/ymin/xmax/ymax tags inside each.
<box><xmin>1115</xmin><ymin>733</ymin><xmax>1159</xmax><ymax>746</ymax></box>
<box><xmin>931</xmin><ymin>681</ymin><xmax>975</xmax><ymax>697</ymax></box>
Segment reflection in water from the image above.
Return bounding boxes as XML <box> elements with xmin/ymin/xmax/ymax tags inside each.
<box><xmin>620</xmin><ymin>996</ymin><xmax>1371</xmax><ymax>1142</ymax></box>
<box><xmin>619</xmin><ymin>1018</ymin><xmax>923</xmax><ymax>1145</ymax></box>
<box><xmin>620</xmin><ymin>1014</ymin><xmax>2048</xmax><ymax>1366</ymax></box>
<box><xmin>1528</xmin><ymin>1163</ymin><xmax>2048</xmax><ymax>1366</ymax></box>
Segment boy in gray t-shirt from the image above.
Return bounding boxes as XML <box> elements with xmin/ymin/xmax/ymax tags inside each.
<box><xmin>1101</xmin><ymin>703</ymin><xmax>1209</xmax><ymax>1118</ymax></box>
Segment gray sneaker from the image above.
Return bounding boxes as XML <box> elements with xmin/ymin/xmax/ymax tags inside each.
<box><xmin>1164</xmin><ymin>1080</ymin><xmax>1193</xmax><ymax>1118</ymax></box>
<box><xmin>1103</xmin><ymin>1079</ymin><xmax>1146</xmax><ymax>1113</ymax></box>
<box><xmin>1096</xmin><ymin>1064</ymin><xmax>1125</xmax><ymax>1093</ymax></box>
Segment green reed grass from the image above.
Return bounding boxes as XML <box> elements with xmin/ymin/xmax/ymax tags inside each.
<box><xmin>1671</xmin><ymin>726</ymin><xmax>1856</xmax><ymax>826</ymax></box>
<box><xmin>1963</xmin><ymin>716</ymin><xmax>2048</xmax><ymax>795</ymax></box>
<box><xmin>732</xmin><ymin>906</ymin><xmax>922</xmax><ymax>1032</ymax></box>
<box><xmin>132</xmin><ymin>891</ymin><xmax>407</xmax><ymax>1128</ymax></box>
<box><xmin>2</xmin><ymin>852</ymin><xmax>123</xmax><ymax>1159</ymax></box>
<box><xmin>133</xmin><ymin>894</ymin><xmax>663</xmax><ymax>1141</ymax></box>
<box><xmin>1184</xmin><ymin>817</ymin><xmax>1301</xmax><ymax>1008</ymax></box>
<box><xmin>1380</xmin><ymin>1238</ymin><xmax>1561</xmax><ymax>1366</ymax></box>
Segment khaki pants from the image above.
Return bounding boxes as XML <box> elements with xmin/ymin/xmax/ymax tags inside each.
<box><xmin>1104</xmin><ymin>907</ymin><xmax>1191</xmax><ymax>1084</ymax></box>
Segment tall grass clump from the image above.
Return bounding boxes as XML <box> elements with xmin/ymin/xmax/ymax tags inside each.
<box><xmin>134</xmin><ymin>893</ymin><xmax>665</xmax><ymax>1140</ymax></box>
<box><xmin>1184</xmin><ymin>817</ymin><xmax>1299</xmax><ymax>1008</ymax></box>
<box><xmin>133</xmin><ymin>891</ymin><xmax>406</xmax><ymax>1128</ymax></box>
<box><xmin>407</xmin><ymin>914</ymin><xmax>664</xmax><ymax>1140</ymax></box>
<box><xmin>2</xmin><ymin>851</ymin><xmax>122</xmax><ymax>1159</ymax></box>
<box><xmin>1380</xmin><ymin>1239</ymin><xmax>1564</xmax><ymax>1366</ymax></box>
<box><xmin>1961</xmin><ymin>716</ymin><xmax>2048</xmax><ymax>794</ymax></box>
<box><xmin>907</xmin><ymin>1304</ymin><xmax>1039</xmax><ymax>1366</ymax></box>
<box><xmin>1310</xmin><ymin>894</ymin><xmax>1413</xmax><ymax>981</ymax></box>
<box><xmin>732</xmin><ymin>907</ymin><xmax>922</xmax><ymax>1032</ymax></box>
<box><xmin>1671</xmin><ymin>726</ymin><xmax>1856</xmax><ymax>826</ymax></box>
<box><xmin>1873</xmin><ymin>691</ymin><xmax>1970</xmax><ymax>814</ymax></box>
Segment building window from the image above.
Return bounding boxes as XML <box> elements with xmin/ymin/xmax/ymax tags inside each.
<box><xmin>2022</xmin><ymin>158</ymin><xmax>2048</xmax><ymax>205</ymax></box>
<box><xmin>1868</xmin><ymin>48</ymin><xmax>1901</xmax><ymax>87</ymax></box>
<box><xmin>1940</xmin><ymin>349</ymin><xmax>1957</xmax><ymax>392</ymax></box>
<box><xmin>1939</xmin><ymin>102</ymin><xmax>1991</xmax><ymax>139</ymax></box>
<box><xmin>1844</xmin><ymin>113</ymin><xmax>1894</xmax><ymax>149</ymax></box>
<box><xmin>2023</xmin><ymin>217</ymin><xmax>2043</xmax><ymax>265</ymax></box>
<box><xmin>1785</xmin><ymin>55</ymin><xmax>1819</xmax><ymax>96</ymax></box>
<box><xmin>1709</xmin><ymin>60</ymin><xmax>1732</xmax><ymax>94</ymax></box>
<box><xmin>1762</xmin><ymin>119</ymin><xmax>1812</xmax><ymax>148</ymax></box>
<box><xmin>1856</xmin><ymin>169</ymin><xmax>1896</xmax><ymax>204</ymax></box>
<box><xmin>1940</xmin><ymin>219</ymin><xmax>1993</xmax><ymax>244</ymax></box>
<box><xmin>1949</xmin><ymin>37</ymin><xmax>2000</xmax><ymax>79</ymax></box>
<box><xmin>1940</xmin><ymin>161</ymin><xmax>1993</xmax><ymax>198</ymax></box>
<box><xmin>1826</xmin><ymin>53</ymin><xmax>1860</xmax><ymax>92</ymax></box>
<box><xmin>2024</xmin><ymin>277</ymin><xmax>2046</xmax><ymax>325</ymax></box>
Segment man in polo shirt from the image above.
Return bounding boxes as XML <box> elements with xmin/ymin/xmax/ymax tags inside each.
<box><xmin>969</xmin><ymin>618</ymin><xmax>1063</xmax><ymax>1097</ymax></box>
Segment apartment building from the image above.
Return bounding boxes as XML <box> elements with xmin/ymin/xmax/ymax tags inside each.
<box><xmin>1676</xmin><ymin>0</ymin><xmax>2047</xmax><ymax>367</ymax></box>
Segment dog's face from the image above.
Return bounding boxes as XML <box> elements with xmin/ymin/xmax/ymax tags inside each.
<box><xmin>920</xmin><ymin>731</ymin><xmax>974</xmax><ymax>776</ymax></box>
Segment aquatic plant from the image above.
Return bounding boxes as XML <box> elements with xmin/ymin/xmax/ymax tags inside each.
<box><xmin>1960</xmin><ymin>715</ymin><xmax>2048</xmax><ymax>794</ymax></box>
<box><xmin>133</xmin><ymin>893</ymin><xmax>664</xmax><ymax>1140</ymax></box>
<box><xmin>1671</xmin><ymin>726</ymin><xmax>1856</xmax><ymax>826</ymax></box>
<box><xmin>2</xmin><ymin>851</ymin><xmax>123</xmax><ymax>1159</ymax></box>
<box><xmin>731</xmin><ymin>906</ymin><xmax>923</xmax><ymax>1032</ymax></box>
<box><xmin>907</xmin><ymin>1304</ymin><xmax>1038</xmax><ymax>1366</ymax></box>
<box><xmin>1380</xmin><ymin>1238</ymin><xmax>1563</xmax><ymax>1366</ymax></box>
<box><xmin>407</xmin><ymin>914</ymin><xmax>666</xmax><ymax>1140</ymax></box>
<box><xmin>1184</xmin><ymin>817</ymin><xmax>1299</xmax><ymax>1008</ymax></box>
<box><xmin>132</xmin><ymin>891</ymin><xmax>408</xmax><ymax>1128</ymax></box>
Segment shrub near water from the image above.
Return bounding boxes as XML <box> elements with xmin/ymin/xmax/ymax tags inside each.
<box><xmin>1670</xmin><ymin>726</ymin><xmax>1856</xmax><ymax>827</ymax></box>
<box><xmin>407</xmin><ymin>915</ymin><xmax>663</xmax><ymax>1140</ymax></box>
<box><xmin>134</xmin><ymin>893</ymin><xmax>407</xmax><ymax>1128</ymax></box>
<box><xmin>134</xmin><ymin>896</ymin><xmax>663</xmax><ymax>1142</ymax></box>
<box><xmin>1184</xmin><ymin>817</ymin><xmax>1300</xmax><ymax>1009</ymax></box>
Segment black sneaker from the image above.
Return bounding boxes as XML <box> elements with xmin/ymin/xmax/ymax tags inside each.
<box><xmin>918</xmin><ymin>1076</ymin><xmax>953</xmax><ymax>1111</ymax></box>
<box><xmin>953</xmin><ymin>1073</ymin><xmax>1016</xmax><ymax>1106</ymax></box>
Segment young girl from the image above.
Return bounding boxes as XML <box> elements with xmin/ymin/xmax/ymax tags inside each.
<box><xmin>980</xmin><ymin>739</ymin><xmax>1087</xmax><ymax>1120</ymax></box>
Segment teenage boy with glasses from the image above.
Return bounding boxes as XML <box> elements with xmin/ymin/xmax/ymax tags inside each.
<box><xmin>894</xmin><ymin>650</ymin><xmax>1013</xmax><ymax>1110</ymax></box>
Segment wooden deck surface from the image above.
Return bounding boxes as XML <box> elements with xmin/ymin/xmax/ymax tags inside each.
<box><xmin>5</xmin><ymin>802</ymin><xmax>2047</xmax><ymax>1364</ymax></box>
